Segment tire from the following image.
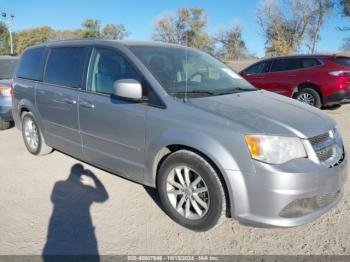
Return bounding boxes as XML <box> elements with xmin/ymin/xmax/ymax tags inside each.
<box><xmin>0</xmin><ymin>119</ymin><xmax>11</xmax><ymax>130</ymax></box>
<box><xmin>294</xmin><ymin>88</ymin><xmax>322</xmax><ymax>108</ymax></box>
<box><xmin>21</xmin><ymin>112</ymin><xmax>53</xmax><ymax>156</ymax></box>
<box><xmin>157</xmin><ymin>150</ymin><xmax>227</xmax><ymax>231</ymax></box>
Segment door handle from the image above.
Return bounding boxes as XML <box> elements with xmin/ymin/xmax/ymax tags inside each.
<box><xmin>63</xmin><ymin>98</ymin><xmax>77</xmax><ymax>105</ymax></box>
<box><xmin>53</xmin><ymin>98</ymin><xmax>77</xmax><ymax>105</ymax></box>
<box><xmin>80</xmin><ymin>100</ymin><xmax>95</xmax><ymax>109</ymax></box>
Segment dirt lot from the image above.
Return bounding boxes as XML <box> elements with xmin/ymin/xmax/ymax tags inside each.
<box><xmin>0</xmin><ymin>105</ymin><xmax>349</xmax><ymax>255</ymax></box>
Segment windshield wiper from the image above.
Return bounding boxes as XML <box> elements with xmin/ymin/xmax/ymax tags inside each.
<box><xmin>170</xmin><ymin>90</ymin><xmax>216</xmax><ymax>96</ymax></box>
<box><xmin>214</xmin><ymin>87</ymin><xmax>256</xmax><ymax>95</ymax></box>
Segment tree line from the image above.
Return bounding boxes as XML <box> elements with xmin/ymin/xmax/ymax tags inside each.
<box><xmin>0</xmin><ymin>0</ymin><xmax>349</xmax><ymax>58</ymax></box>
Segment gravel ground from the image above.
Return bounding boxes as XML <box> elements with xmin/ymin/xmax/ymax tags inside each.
<box><xmin>0</xmin><ymin>105</ymin><xmax>349</xmax><ymax>255</ymax></box>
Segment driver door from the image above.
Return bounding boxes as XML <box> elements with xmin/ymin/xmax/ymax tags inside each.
<box><xmin>79</xmin><ymin>47</ymin><xmax>146</xmax><ymax>182</ymax></box>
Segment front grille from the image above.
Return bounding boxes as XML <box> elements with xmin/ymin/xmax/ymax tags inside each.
<box><xmin>308</xmin><ymin>131</ymin><xmax>344</xmax><ymax>167</ymax></box>
<box><xmin>317</xmin><ymin>146</ymin><xmax>334</xmax><ymax>161</ymax></box>
<box><xmin>309</xmin><ymin>132</ymin><xmax>330</xmax><ymax>146</ymax></box>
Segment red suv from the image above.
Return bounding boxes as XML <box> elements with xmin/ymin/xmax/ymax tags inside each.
<box><xmin>239</xmin><ymin>55</ymin><xmax>350</xmax><ymax>108</ymax></box>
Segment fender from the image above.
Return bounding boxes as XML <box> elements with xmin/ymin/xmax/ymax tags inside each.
<box><xmin>144</xmin><ymin>128</ymin><xmax>250</xmax><ymax>217</ymax></box>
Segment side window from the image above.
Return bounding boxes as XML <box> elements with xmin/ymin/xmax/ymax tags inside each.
<box><xmin>244</xmin><ymin>62</ymin><xmax>269</xmax><ymax>74</ymax></box>
<box><xmin>302</xmin><ymin>58</ymin><xmax>322</xmax><ymax>68</ymax></box>
<box><xmin>270</xmin><ymin>59</ymin><xmax>302</xmax><ymax>72</ymax></box>
<box><xmin>45</xmin><ymin>47</ymin><xmax>88</xmax><ymax>88</ymax></box>
<box><xmin>87</xmin><ymin>48</ymin><xmax>141</xmax><ymax>95</ymax></box>
<box><xmin>16</xmin><ymin>47</ymin><xmax>46</xmax><ymax>81</ymax></box>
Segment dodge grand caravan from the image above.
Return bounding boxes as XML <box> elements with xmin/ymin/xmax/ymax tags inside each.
<box><xmin>12</xmin><ymin>40</ymin><xmax>347</xmax><ymax>231</ymax></box>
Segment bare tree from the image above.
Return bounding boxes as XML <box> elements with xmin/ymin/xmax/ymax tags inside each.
<box><xmin>257</xmin><ymin>0</ymin><xmax>318</xmax><ymax>56</ymax></box>
<box><xmin>215</xmin><ymin>23</ymin><xmax>248</xmax><ymax>60</ymax></box>
<box><xmin>306</xmin><ymin>0</ymin><xmax>334</xmax><ymax>53</ymax></box>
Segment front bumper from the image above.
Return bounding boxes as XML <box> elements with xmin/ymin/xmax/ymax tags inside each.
<box><xmin>0</xmin><ymin>95</ymin><xmax>13</xmax><ymax>121</ymax></box>
<box><xmin>226</xmin><ymin>154</ymin><xmax>347</xmax><ymax>227</ymax></box>
<box><xmin>323</xmin><ymin>88</ymin><xmax>350</xmax><ymax>106</ymax></box>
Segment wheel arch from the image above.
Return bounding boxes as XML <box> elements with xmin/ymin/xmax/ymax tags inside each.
<box><xmin>294</xmin><ymin>82</ymin><xmax>323</xmax><ymax>104</ymax></box>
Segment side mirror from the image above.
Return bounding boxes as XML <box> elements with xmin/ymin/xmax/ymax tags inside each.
<box><xmin>113</xmin><ymin>79</ymin><xmax>143</xmax><ymax>101</ymax></box>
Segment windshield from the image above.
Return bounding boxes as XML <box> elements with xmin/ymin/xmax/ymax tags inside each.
<box><xmin>129</xmin><ymin>45</ymin><xmax>256</xmax><ymax>98</ymax></box>
<box><xmin>0</xmin><ymin>58</ymin><xmax>18</xmax><ymax>79</ymax></box>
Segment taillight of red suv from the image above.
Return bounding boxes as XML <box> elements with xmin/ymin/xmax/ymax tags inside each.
<box><xmin>329</xmin><ymin>71</ymin><xmax>350</xmax><ymax>90</ymax></box>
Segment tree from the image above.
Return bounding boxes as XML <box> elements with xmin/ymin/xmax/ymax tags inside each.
<box><xmin>257</xmin><ymin>0</ymin><xmax>323</xmax><ymax>56</ymax></box>
<box><xmin>337</xmin><ymin>0</ymin><xmax>350</xmax><ymax>50</ymax></box>
<box><xmin>306</xmin><ymin>0</ymin><xmax>334</xmax><ymax>53</ymax></box>
<box><xmin>153</xmin><ymin>8</ymin><xmax>214</xmax><ymax>53</ymax></box>
<box><xmin>15</xmin><ymin>26</ymin><xmax>54</xmax><ymax>54</ymax></box>
<box><xmin>51</xmin><ymin>29</ymin><xmax>82</xmax><ymax>40</ymax></box>
<box><xmin>0</xmin><ymin>22</ymin><xmax>11</xmax><ymax>55</ymax></box>
<box><xmin>81</xmin><ymin>19</ymin><xmax>101</xmax><ymax>38</ymax></box>
<box><xmin>341</xmin><ymin>37</ymin><xmax>350</xmax><ymax>50</ymax></box>
<box><xmin>101</xmin><ymin>24</ymin><xmax>129</xmax><ymax>40</ymax></box>
<box><xmin>215</xmin><ymin>23</ymin><xmax>248</xmax><ymax>60</ymax></box>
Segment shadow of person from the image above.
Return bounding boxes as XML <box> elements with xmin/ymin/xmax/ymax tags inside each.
<box><xmin>42</xmin><ymin>164</ymin><xmax>108</xmax><ymax>260</ymax></box>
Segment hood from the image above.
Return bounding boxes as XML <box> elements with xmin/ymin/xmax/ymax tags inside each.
<box><xmin>188</xmin><ymin>90</ymin><xmax>335</xmax><ymax>138</ymax></box>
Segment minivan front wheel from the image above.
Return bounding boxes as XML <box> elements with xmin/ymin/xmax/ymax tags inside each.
<box><xmin>21</xmin><ymin>112</ymin><xmax>52</xmax><ymax>155</ymax></box>
<box><xmin>295</xmin><ymin>88</ymin><xmax>321</xmax><ymax>108</ymax></box>
<box><xmin>157</xmin><ymin>150</ymin><xmax>226</xmax><ymax>231</ymax></box>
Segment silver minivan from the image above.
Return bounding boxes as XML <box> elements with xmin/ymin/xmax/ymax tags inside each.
<box><xmin>12</xmin><ymin>40</ymin><xmax>347</xmax><ymax>231</ymax></box>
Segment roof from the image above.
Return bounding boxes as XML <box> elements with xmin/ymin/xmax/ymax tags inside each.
<box><xmin>25</xmin><ymin>39</ymin><xmax>188</xmax><ymax>50</ymax></box>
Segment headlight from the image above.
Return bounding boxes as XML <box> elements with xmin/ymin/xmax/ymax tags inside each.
<box><xmin>245</xmin><ymin>135</ymin><xmax>307</xmax><ymax>164</ymax></box>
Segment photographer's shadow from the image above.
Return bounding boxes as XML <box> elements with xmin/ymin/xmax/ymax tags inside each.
<box><xmin>42</xmin><ymin>164</ymin><xmax>109</xmax><ymax>258</ymax></box>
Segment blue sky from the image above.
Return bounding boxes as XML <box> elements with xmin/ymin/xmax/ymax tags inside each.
<box><xmin>1</xmin><ymin>0</ymin><xmax>349</xmax><ymax>57</ymax></box>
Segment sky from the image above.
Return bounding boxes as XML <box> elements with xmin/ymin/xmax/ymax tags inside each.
<box><xmin>1</xmin><ymin>0</ymin><xmax>349</xmax><ymax>57</ymax></box>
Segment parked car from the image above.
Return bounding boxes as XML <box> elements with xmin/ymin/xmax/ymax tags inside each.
<box><xmin>12</xmin><ymin>40</ymin><xmax>347</xmax><ymax>231</ymax></box>
<box><xmin>0</xmin><ymin>56</ymin><xmax>18</xmax><ymax>130</ymax></box>
<box><xmin>239</xmin><ymin>55</ymin><xmax>350</xmax><ymax>108</ymax></box>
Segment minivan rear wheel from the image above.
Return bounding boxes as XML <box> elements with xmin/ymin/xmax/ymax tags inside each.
<box><xmin>21</xmin><ymin>112</ymin><xmax>53</xmax><ymax>155</ymax></box>
<box><xmin>0</xmin><ymin>119</ymin><xmax>11</xmax><ymax>130</ymax></box>
<box><xmin>295</xmin><ymin>88</ymin><xmax>322</xmax><ymax>108</ymax></box>
<box><xmin>157</xmin><ymin>150</ymin><xmax>226</xmax><ymax>231</ymax></box>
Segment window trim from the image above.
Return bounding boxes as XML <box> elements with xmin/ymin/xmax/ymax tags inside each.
<box><xmin>43</xmin><ymin>45</ymin><xmax>91</xmax><ymax>89</ymax></box>
<box><xmin>244</xmin><ymin>61</ymin><xmax>271</xmax><ymax>75</ymax></box>
<box><xmin>268</xmin><ymin>58</ymin><xmax>324</xmax><ymax>74</ymax></box>
<box><xmin>16</xmin><ymin>46</ymin><xmax>48</xmax><ymax>82</ymax></box>
<box><xmin>82</xmin><ymin>45</ymin><xmax>166</xmax><ymax>109</ymax></box>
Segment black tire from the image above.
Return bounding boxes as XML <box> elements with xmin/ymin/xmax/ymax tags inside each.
<box><xmin>157</xmin><ymin>150</ymin><xmax>227</xmax><ymax>231</ymax></box>
<box><xmin>21</xmin><ymin>112</ymin><xmax>53</xmax><ymax>156</ymax></box>
<box><xmin>294</xmin><ymin>88</ymin><xmax>322</xmax><ymax>108</ymax></box>
<box><xmin>0</xmin><ymin>119</ymin><xmax>11</xmax><ymax>130</ymax></box>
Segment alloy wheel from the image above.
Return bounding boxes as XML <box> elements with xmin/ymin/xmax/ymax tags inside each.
<box><xmin>24</xmin><ymin>117</ymin><xmax>39</xmax><ymax>151</ymax></box>
<box><xmin>166</xmin><ymin>166</ymin><xmax>210</xmax><ymax>220</ymax></box>
<box><xmin>297</xmin><ymin>93</ymin><xmax>315</xmax><ymax>106</ymax></box>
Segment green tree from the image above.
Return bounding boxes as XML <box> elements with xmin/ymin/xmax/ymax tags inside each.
<box><xmin>0</xmin><ymin>22</ymin><xmax>11</xmax><ymax>55</ymax></box>
<box><xmin>81</xmin><ymin>19</ymin><xmax>101</xmax><ymax>38</ymax></box>
<box><xmin>153</xmin><ymin>8</ymin><xmax>214</xmax><ymax>53</ymax></box>
<box><xmin>15</xmin><ymin>26</ymin><xmax>54</xmax><ymax>54</ymax></box>
<box><xmin>101</xmin><ymin>24</ymin><xmax>129</xmax><ymax>40</ymax></box>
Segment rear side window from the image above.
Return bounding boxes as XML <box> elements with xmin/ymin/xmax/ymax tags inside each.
<box><xmin>301</xmin><ymin>58</ymin><xmax>322</xmax><ymax>68</ymax></box>
<box><xmin>270</xmin><ymin>59</ymin><xmax>302</xmax><ymax>72</ymax></box>
<box><xmin>45</xmin><ymin>47</ymin><xmax>89</xmax><ymax>88</ymax></box>
<box><xmin>16</xmin><ymin>47</ymin><xmax>46</xmax><ymax>81</ymax></box>
<box><xmin>244</xmin><ymin>61</ymin><xmax>270</xmax><ymax>74</ymax></box>
<box><xmin>329</xmin><ymin>57</ymin><xmax>350</xmax><ymax>67</ymax></box>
